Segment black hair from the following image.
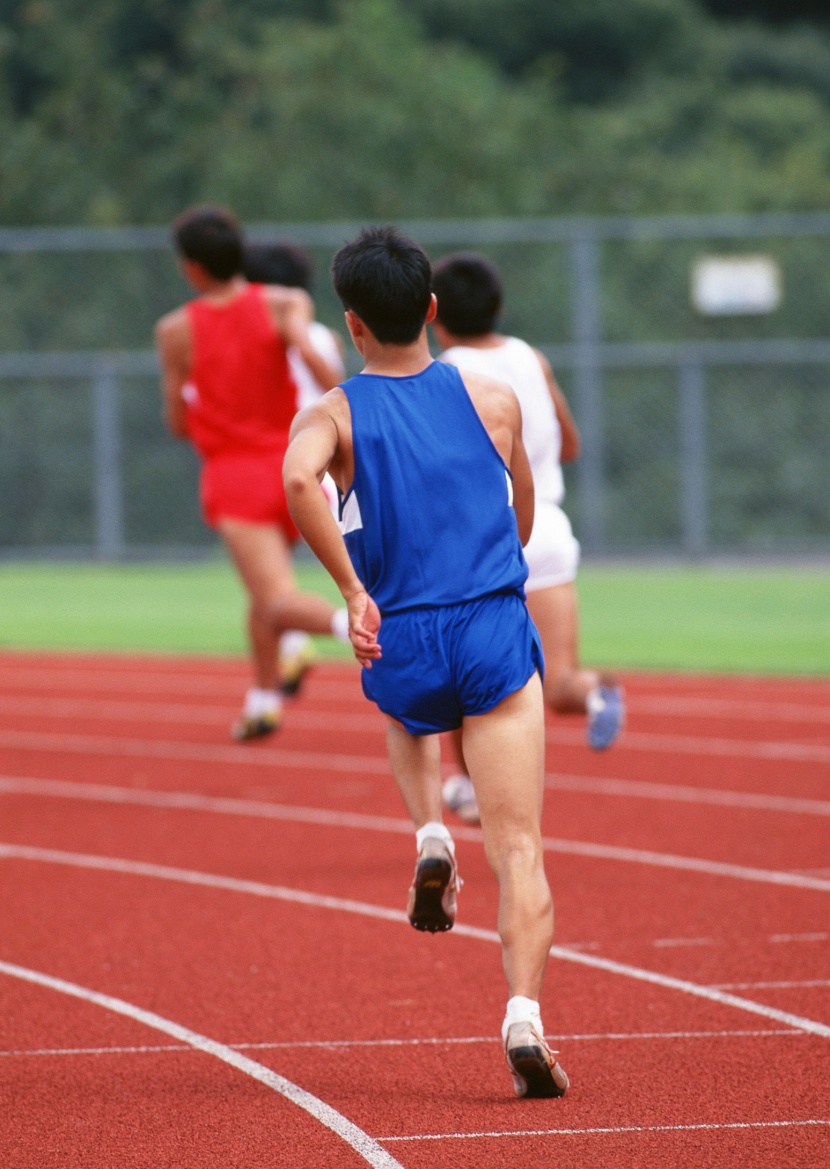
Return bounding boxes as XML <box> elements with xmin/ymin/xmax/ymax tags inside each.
<box><xmin>331</xmin><ymin>226</ymin><xmax>432</xmax><ymax>345</ymax></box>
<box><xmin>243</xmin><ymin>241</ymin><xmax>314</xmax><ymax>290</ymax></box>
<box><xmin>431</xmin><ymin>252</ymin><xmax>503</xmax><ymax>337</ymax></box>
<box><xmin>171</xmin><ymin>205</ymin><xmax>243</xmax><ymax>281</ymax></box>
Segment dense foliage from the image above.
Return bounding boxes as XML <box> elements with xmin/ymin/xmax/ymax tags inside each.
<box><xmin>1</xmin><ymin>0</ymin><xmax>829</xmax><ymax>225</ymax></box>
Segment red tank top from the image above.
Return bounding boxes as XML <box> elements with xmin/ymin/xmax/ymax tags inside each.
<box><xmin>185</xmin><ymin>284</ymin><xmax>298</xmax><ymax>456</ymax></box>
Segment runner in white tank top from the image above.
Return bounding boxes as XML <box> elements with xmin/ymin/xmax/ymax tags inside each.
<box><xmin>439</xmin><ymin>335</ymin><xmax>579</xmax><ymax>591</ymax></box>
<box><xmin>432</xmin><ymin>253</ymin><xmax>625</xmax><ymax>822</ymax></box>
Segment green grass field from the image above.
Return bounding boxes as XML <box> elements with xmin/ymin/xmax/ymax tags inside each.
<box><xmin>0</xmin><ymin>561</ymin><xmax>827</xmax><ymax>675</ymax></box>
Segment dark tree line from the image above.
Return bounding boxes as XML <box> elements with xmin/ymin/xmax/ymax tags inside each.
<box><xmin>1</xmin><ymin>0</ymin><xmax>829</xmax><ymax>225</ymax></box>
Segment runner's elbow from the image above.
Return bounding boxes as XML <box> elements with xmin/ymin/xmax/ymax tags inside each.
<box><xmin>283</xmin><ymin>464</ymin><xmax>317</xmax><ymax>500</ymax></box>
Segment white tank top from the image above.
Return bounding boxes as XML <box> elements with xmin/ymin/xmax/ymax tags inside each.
<box><xmin>289</xmin><ymin>321</ymin><xmax>345</xmax><ymax>411</ymax></box>
<box><xmin>441</xmin><ymin>336</ymin><xmax>565</xmax><ymax>506</ymax></box>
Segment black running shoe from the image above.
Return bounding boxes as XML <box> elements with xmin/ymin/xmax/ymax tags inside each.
<box><xmin>406</xmin><ymin>838</ymin><xmax>460</xmax><ymax>933</ymax></box>
<box><xmin>231</xmin><ymin>709</ymin><xmax>281</xmax><ymax>742</ymax></box>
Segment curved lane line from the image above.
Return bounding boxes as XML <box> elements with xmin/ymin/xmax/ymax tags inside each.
<box><xmin>2</xmin><ymin>778</ymin><xmax>829</xmax><ymax>893</ymax></box>
<box><xmin>2</xmin><ymin>844</ymin><xmax>829</xmax><ymax>1041</ymax></box>
<box><xmin>0</xmin><ymin>957</ymin><xmax>403</xmax><ymax>1169</ymax></box>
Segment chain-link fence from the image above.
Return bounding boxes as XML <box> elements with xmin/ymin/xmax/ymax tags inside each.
<box><xmin>1</xmin><ymin>213</ymin><xmax>829</xmax><ymax>559</ymax></box>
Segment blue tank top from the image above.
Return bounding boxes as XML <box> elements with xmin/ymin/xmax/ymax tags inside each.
<box><xmin>339</xmin><ymin>361</ymin><xmax>528</xmax><ymax>614</ymax></box>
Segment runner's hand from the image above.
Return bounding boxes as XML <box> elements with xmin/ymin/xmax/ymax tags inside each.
<box><xmin>348</xmin><ymin>590</ymin><xmax>382</xmax><ymax>667</ymax></box>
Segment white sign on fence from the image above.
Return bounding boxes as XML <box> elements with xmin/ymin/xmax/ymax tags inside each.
<box><xmin>691</xmin><ymin>254</ymin><xmax>782</xmax><ymax>315</ymax></box>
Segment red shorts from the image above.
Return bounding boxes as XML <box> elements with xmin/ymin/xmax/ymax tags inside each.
<box><xmin>200</xmin><ymin>448</ymin><xmax>299</xmax><ymax>541</ymax></box>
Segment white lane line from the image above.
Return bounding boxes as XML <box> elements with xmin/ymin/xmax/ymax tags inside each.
<box><xmin>8</xmin><ymin>691</ymin><xmax>830</xmax><ymax>759</ymax></box>
<box><xmin>546</xmin><ymin>773</ymin><xmax>830</xmax><ymax>817</ymax></box>
<box><xmin>5</xmin><ymin>690</ymin><xmax>830</xmax><ymax>727</ymax></box>
<box><xmin>0</xmin><ymin>667</ymin><xmax>254</xmax><ymax>696</ymax></box>
<box><xmin>2</xmin><ymin>844</ymin><xmax>830</xmax><ymax>1041</ymax></box>
<box><xmin>6</xmin><ymin>693</ymin><xmax>830</xmax><ymax>814</ymax></box>
<box><xmin>378</xmin><ymin>1119</ymin><xmax>830</xmax><ymax>1142</ymax></box>
<box><xmin>6</xmin><ymin>721</ymin><xmax>830</xmax><ymax>818</ymax></box>
<box><xmin>536</xmin><ymin>840</ymin><xmax>830</xmax><ymax>893</ymax></box>
<box><xmin>0</xmin><ymin>695</ymin><xmax>384</xmax><ymax>733</ymax></box>
<box><xmin>0</xmin><ymin>729</ymin><xmax>390</xmax><ymax>774</ymax></box>
<box><xmin>0</xmin><ymin>1029</ymin><xmax>805</xmax><ymax>1060</ymax></box>
<box><xmin>2</xmin><ymin>663</ymin><xmax>828</xmax><ymax>715</ymax></box>
<box><xmin>711</xmin><ymin>981</ymin><xmax>830</xmax><ymax>990</ymax></box>
<box><xmin>3</xmin><ymin>695</ymin><xmax>829</xmax><ymax>812</ymax></box>
<box><xmin>0</xmin><ymin>668</ymin><xmax>359</xmax><ymax>700</ymax></box>
<box><xmin>2</xmin><ymin>722</ymin><xmax>829</xmax><ymax>766</ymax></box>
<box><xmin>635</xmin><ymin>696</ymin><xmax>830</xmax><ymax>726</ymax></box>
<box><xmin>653</xmin><ymin>938</ymin><xmax>715</xmax><ymax>948</ymax></box>
<box><xmin>770</xmin><ymin>932</ymin><xmax>828</xmax><ymax>943</ymax></box>
<box><xmin>0</xmin><ymin>959</ymin><xmax>403</xmax><ymax>1169</ymax></box>
<box><xmin>548</xmin><ymin>726</ymin><xmax>830</xmax><ymax>764</ymax></box>
<box><xmin>3</xmin><ymin>776</ymin><xmax>829</xmax><ymax>894</ymax></box>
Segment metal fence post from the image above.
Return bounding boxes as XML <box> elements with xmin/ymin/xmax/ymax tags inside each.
<box><xmin>570</xmin><ymin>228</ymin><xmax>605</xmax><ymax>554</ymax></box>
<box><xmin>92</xmin><ymin>363</ymin><xmax>125</xmax><ymax>560</ymax></box>
<box><xmin>678</xmin><ymin>359</ymin><xmax>707</xmax><ymax>558</ymax></box>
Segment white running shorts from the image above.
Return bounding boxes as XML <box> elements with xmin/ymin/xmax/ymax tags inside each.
<box><xmin>523</xmin><ymin>501</ymin><xmax>581</xmax><ymax>591</ymax></box>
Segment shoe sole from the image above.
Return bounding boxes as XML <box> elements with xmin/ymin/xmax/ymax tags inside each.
<box><xmin>280</xmin><ymin>669</ymin><xmax>311</xmax><ymax>698</ymax></box>
<box><xmin>508</xmin><ymin>1046</ymin><xmax>569</xmax><ymax>1098</ymax></box>
<box><xmin>232</xmin><ymin>719</ymin><xmax>279</xmax><ymax>742</ymax></box>
<box><xmin>408</xmin><ymin>857</ymin><xmax>455</xmax><ymax>933</ymax></box>
<box><xmin>279</xmin><ymin>655</ymin><xmax>315</xmax><ymax>698</ymax></box>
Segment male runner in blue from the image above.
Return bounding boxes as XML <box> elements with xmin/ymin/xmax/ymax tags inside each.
<box><xmin>282</xmin><ymin>226</ymin><xmax>568</xmax><ymax>1099</ymax></box>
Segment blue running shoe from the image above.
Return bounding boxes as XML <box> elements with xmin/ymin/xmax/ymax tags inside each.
<box><xmin>442</xmin><ymin>773</ymin><xmax>480</xmax><ymax>825</ymax></box>
<box><xmin>586</xmin><ymin>684</ymin><xmax>624</xmax><ymax>751</ymax></box>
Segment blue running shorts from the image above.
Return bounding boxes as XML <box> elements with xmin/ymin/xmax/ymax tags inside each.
<box><xmin>361</xmin><ymin>591</ymin><xmax>544</xmax><ymax>735</ymax></box>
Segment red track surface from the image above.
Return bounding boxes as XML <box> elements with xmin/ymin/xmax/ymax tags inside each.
<box><xmin>1</xmin><ymin>650</ymin><xmax>828</xmax><ymax>1167</ymax></box>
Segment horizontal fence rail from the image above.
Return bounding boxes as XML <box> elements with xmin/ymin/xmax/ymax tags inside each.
<box><xmin>1</xmin><ymin>213</ymin><xmax>829</xmax><ymax>560</ymax></box>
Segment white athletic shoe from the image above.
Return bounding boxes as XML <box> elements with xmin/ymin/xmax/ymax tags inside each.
<box><xmin>504</xmin><ymin>1021</ymin><xmax>569</xmax><ymax>1099</ymax></box>
<box><xmin>278</xmin><ymin>637</ymin><xmax>317</xmax><ymax>697</ymax></box>
<box><xmin>442</xmin><ymin>773</ymin><xmax>480</xmax><ymax>825</ymax></box>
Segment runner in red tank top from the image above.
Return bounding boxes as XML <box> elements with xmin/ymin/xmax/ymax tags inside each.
<box><xmin>185</xmin><ymin>283</ymin><xmax>297</xmax><ymax>457</ymax></box>
<box><xmin>155</xmin><ymin>205</ymin><xmax>350</xmax><ymax>739</ymax></box>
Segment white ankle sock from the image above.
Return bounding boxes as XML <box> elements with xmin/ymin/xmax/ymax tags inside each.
<box><xmin>415</xmin><ymin>821</ymin><xmax>455</xmax><ymax>855</ymax></box>
<box><xmin>331</xmin><ymin>607</ymin><xmax>350</xmax><ymax>643</ymax></box>
<box><xmin>280</xmin><ymin>631</ymin><xmax>310</xmax><ymax>657</ymax></box>
<box><xmin>244</xmin><ymin>687</ymin><xmax>282</xmax><ymax>718</ymax></box>
<box><xmin>586</xmin><ymin>686</ymin><xmax>605</xmax><ymax>715</ymax></box>
<box><xmin>501</xmin><ymin>995</ymin><xmax>543</xmax><ymax>1043</ymax></box>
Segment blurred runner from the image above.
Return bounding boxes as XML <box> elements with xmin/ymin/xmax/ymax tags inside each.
<box><xmin>155</xmin><ymin>205</ymin><xmax>349</xmax><ymax>740</ymax></box>
<box><xmin>432</xmin><ymin>251</ymin><xmax>624</xmax><ymax>823</ymax></box>
<box><xmin>283</xmin><ymin>226</ymin><xmax>569</xmax><ymax>1098</ymax></box>
<box><xmin>242</xmin><ymin>239</ymin><xmax>347</xmax><ymax>694</ymax></box>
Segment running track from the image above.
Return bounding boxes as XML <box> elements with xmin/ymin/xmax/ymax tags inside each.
<box><xmin>0</xmin><ymin>650</ymin><xmax>828</xmax><ymax>1168</ymax></box>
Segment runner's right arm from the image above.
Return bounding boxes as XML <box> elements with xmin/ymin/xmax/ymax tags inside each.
<box><xmin>284</xmin><ymin>395</ymin><xmax>382</xmax><ymax>666</ymax></box>
<box><xmin>154</xmin><ymin>309</ymin><xmax>191</xmax><ymax>440</ymax></box>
